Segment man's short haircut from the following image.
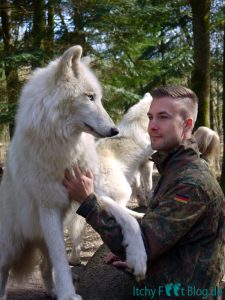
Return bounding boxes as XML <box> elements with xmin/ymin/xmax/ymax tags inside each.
<box><xmin>151</xmin><ymin>85</ymin><xmax>198</xmax><ymax>127</ymax></box>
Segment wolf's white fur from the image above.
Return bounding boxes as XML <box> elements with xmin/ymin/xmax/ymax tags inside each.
<box><xmin>0</xmin><ymin>46</ymin><xmax>147</xmax><ymax>300</ymax></box>
<box><xmin>117</xmin><ymin>93</ymin><xmax>154</xmax><ymax>207</ymax></box>
<box><xmin>118</xmin><ymin>93</ymin><xmax>152</xmax><ymax>148</ymax></box>
<box><xmin>69</xmin><ymin>94</ymin><xmax>153</xmax><ymax>269</ymax></box>
<box><xmin>97</xmin><ymin>93</ymin><xmax>154</xmax><ymax>209</ymax></box>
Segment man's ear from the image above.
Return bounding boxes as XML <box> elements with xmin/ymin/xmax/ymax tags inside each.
<box><xmin>185</xmin><ymin>118</ymin><xmax>193</xmax><ymax>131</ymax></box>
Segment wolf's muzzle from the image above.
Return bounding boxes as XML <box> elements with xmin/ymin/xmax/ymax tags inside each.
<box><xmin>111</xmin><ymin>127</ymin><xmax>119</xmax><ymax>136</ymax></box>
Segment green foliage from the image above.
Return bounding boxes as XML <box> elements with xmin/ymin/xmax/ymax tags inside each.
<box><xmin>77</xmin><ymin>0</ymin><xmax>195</xmax><ymax>114</ymax></box>
<box><xmin>1</xmin><ymin>51</ymin><xmax>43</xmax><ymax>68</ymax></box>
<box><xmin>0</xmin><ymin>0</ymin><xmax>224</xmax><ymax>127</ymax></box>
<box><xmin>0</xmin><ymin>101</ymin><xmax>17</xmax><ymax>124</ymax></box>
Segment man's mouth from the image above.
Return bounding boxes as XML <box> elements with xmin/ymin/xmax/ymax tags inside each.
<box><xmin>83</xmin><ymin>122</ymin><xmax>105</xmax><ymax>138</ymax></box>
<box><xmin>151</xmin><ymin>136</ymin><xmax>162</xmax><ymax>140</ymax></box>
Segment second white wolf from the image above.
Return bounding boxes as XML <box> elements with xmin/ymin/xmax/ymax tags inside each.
<box><xmin>68</xmin><ymin>93</ymin><xmax>154</xmax><ymax>266</ymax></box>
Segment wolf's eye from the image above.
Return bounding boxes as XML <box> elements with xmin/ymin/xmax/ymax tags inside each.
<box><xmin>86</xmin><ymin>94</ymin><xmax>95</xmax><ymax>101</ymax></box>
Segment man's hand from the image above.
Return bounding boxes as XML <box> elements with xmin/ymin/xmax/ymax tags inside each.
<box><xmin>63</xmin><ymin>166</ymin><xmax>94</xmax><ymax>204</ymax></box>
<box><xmin>104</xmin><ymin>252</ymin><xmax>130</xmax><ymax>270</ymax></box>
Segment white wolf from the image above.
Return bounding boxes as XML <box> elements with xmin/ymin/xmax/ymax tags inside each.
<box><xmin>116</xmin><ymin>92</ymin><xmax>154</xmax><ymax>207</ymax></box>
<box><xmin>0</xmin><ymin>46</ymin><xmax>147</xmax><ymax>300</ymax></box>
<box><xmin>97</xmin><ymin>92</ymin><xmax>154</xmax><ymax>209</ymax></box>
<box><xmin>68</xmin><ymin>93</ymin><xmax>154</xmax><ymax>266</ymax></box>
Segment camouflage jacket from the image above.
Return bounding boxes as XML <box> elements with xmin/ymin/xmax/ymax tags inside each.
<box><xmin>77</xmin><ymin>138</ymin><xmax>225</xmax><ymax>294</ymax></box>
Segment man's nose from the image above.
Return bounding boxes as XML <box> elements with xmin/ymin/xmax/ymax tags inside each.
<box><xmin>148</xmin><ymin>120</ymin><xmax>158</xmax><ymax>131</ymax></box>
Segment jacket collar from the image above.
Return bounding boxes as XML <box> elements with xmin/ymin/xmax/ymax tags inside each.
<box><xmin>151</xmin><ymin>137</ymin><xmax>200</xmax><ymax>175</ymax></box>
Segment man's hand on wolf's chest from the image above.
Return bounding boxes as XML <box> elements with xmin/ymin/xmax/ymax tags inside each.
<box><xmin>63</xmin><ymin>166</ymin><xmax>94</xmax><ymax>203</ymax></box>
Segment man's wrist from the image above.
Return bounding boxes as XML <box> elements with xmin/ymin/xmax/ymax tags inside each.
<box><xmin>76</xmin><ymin>193</ymin><xmax>97</xmax><ymax>217</ymax></box>
<box><xmin>76</xmin><ymin>193</ymin><xmax>92</xmax><ymax>204</ymax></box>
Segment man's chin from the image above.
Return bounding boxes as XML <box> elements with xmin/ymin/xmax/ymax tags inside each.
<box><xmin>151</xmin><ymin>142</ymin><xmax>161</xmax><ymax>151</ymax></box>
<box><xmin>152</xmin><ymin>146</ymin><xmax>162</xmax><ymax>151</ymax></box>
<box><xmin>151</xmin><ymin>145</ymin><xmax>158</xmax><ymax>151</ymax></box>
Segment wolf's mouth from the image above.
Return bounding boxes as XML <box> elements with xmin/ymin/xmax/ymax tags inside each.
<box><xmin>84</xmin><ymin>122</ymin><xmax>105</xmax><ymax>138</ymax></box>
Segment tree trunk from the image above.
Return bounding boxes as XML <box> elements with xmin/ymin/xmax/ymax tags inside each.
<box><xmin>220</xmin><ymin>17</ymin><xmax>225</xmax><ymax>193</ymax></box>
<box><xmin>72</xmin><ymin>4</ymin><xmax>89</xmax><ymax>55</ymax></box>
<box><xmin>1</xmin><ymin>0</ymin><xmax>19</xmax><ymax>138</ymax></box>
<box><xmin>189</xmin><ymin>0</ymin><xmax>211</xmax><ymax>128</ymax></box>
<box><xmin>32</xmin><ymin>0</ymin><xmax>46</xmax><ymax>49</ymax></box>
<box><xmin>44</xmin><ymin>0</ymin><xmax>54</xmax><ymax>55</ymax></box>
<box><xmin>32</xmin><ymin>0</ymin><xmax>46</xmax><ymax>68</ymax></box>
<box><xmin>209</xmin><ymin>83</ymin><xmax>214</xmax><ymax>130</ymax></box>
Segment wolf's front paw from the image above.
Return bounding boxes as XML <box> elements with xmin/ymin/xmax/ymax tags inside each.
<box><xmin>59</xmin><ymin>294</ymin><xmax>82</xmax><ymax>300</ymax></box>
<box><xmin>126</xmin><ymin>242</ymin><xmax>147</xmax><ymax>281</ymax></box>
<box><xmin>135</xmin><ymin>212</ymin><xmax>145</xmax><ymax>219</ymax></box>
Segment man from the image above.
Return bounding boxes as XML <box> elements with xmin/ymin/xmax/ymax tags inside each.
<box><xmin>63</xmin><ymin>86</ymin><xmax>225</xmax><ymax>299</ymax></box>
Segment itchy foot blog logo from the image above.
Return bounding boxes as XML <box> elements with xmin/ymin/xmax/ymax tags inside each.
<box><xmin>132</xmin><ymin>283</ymin><xmax>223</xmax><ymax>299</ymax></box>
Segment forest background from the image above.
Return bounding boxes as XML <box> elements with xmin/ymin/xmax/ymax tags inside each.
<box><xmin>0</xmin><ymin>0</ymin><xmax>225</xmax><ymax>190</ymax></box>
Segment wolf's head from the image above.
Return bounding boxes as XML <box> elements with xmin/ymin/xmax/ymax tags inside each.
<box><xmin>54</xmin><ymin>45</ymin><xmax>119</xmax><ymax>138</ymax></box>
<box><xmin>117</xmin><ymin>93</ymin><xmax>153</xmax><ymax>149</ymax></box>
<box><xmin>17</xmin><ymin>45</ymin><xmax>118</xmax><ymax>140</ymax></box>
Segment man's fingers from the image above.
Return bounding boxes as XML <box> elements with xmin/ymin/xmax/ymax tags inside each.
<box><xmin>73</xmin><ymin>166</ymin><xmax>93</xmax><ymax>180</ymax></box>
<box><xmin>62</xmin><ymin>177</ymin><xmax>74</xmax><ymax>190</ymax></box>
<box><xmin>65</xmin><ymin>166</ymin><xmax>93</xmax><ymax>186</ymax></box>
<box><xmin>62</xmin><ymin>178</ymin><xmax>68</xmax><ymax>187</ymax></box>
<box><xmin>112</xmin><ymin>261</ymin><xmax>129</xmax><ymax>269</ymax></box>
<box><xmin>64</xmin><ymin>168</ymin><xmax>72</xmax><ymax>180</ymax></box>
<box><xmin>73</xmin><ymin>165</ymin><xmax>82</xmax><ymax>179</ymax></box>
<box><xmin>63</xmin><ymin>170</ymin><xmax>73</xmax><ymax>187</ymax></box>
<box><xmin>86</xmin><ymin>169</ymin><xmax>94</xmax><ymax>179</ymax></box>
<box><xmin>104</xmin><ymin>252</ymin><xmax>120</xmax><ymax>264</ymax></box>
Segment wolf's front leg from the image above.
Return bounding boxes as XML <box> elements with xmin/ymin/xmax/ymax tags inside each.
<box><xmin>100</xmin><ymin>196</ymin><xmax>147</xmax><ymax>281</ymax></box>
<box><xmin>65</xmin><ymin>209</ymin><xmax>86</xmax><ymax>266</ymax></box>
<box><xmin>0</xmin><ymin>267</ymin><xmax>9</xmax><ymax>300</ymax></box>
<box><xmin>39</xmin><ymin>208</ymin><xmax>82</xmax><ymax>300</ymax></box>
<box><xmin>39</xmin><ymin>242</ymin><xmax>56</xmax><ymax>298</ymax></box>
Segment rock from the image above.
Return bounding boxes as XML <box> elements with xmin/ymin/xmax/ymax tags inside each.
<box><xmin>78</xmin><ymin>244</ymin><xmax>136</xmax><ymax>300</ymax></box>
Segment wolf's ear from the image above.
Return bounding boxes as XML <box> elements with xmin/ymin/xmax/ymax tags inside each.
<box><xmin>143</xmin><ymin>93</ymin><xmax>152</xmax><ymax>101</ymax></box>
<box><xmin>56</xmin><ymin>45</ymin><xmax>83</xmax><ymax>81</ymax></box>
<box><xmin>62</xmin><ymin>45</ymin><xmax>82</xmax><ymax>67</ymax></box>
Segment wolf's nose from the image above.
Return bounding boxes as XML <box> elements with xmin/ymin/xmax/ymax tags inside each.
<box><xmin>111</xmin><ymin>127</ymin><xmax>119</xmax><ymax>136</ymax></box>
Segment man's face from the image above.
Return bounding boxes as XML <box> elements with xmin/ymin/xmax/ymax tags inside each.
<box><xmin>147</xmin><ymin>97</ymin><xmax>187</xmax><ymax>152</ymax></box>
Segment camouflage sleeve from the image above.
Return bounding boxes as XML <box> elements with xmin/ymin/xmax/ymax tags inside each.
<box><xmin>76</xmin><ymin>193</ymin><xmax>126</xmax><ymax>259</ymax></box>
<box><xmin>139</xmin><ymin>183</ymin><xmax>206</xmax><ymax>262</ymax></box>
